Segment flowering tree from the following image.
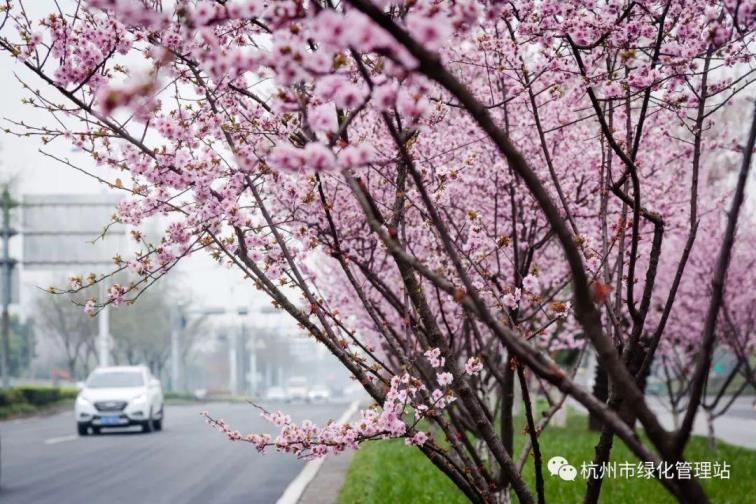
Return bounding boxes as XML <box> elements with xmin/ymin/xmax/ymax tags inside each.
<box><xmin>2</xmin><ymin>1</ymin><xmax>756</xmax><ymax>502</ymax></box>
<box><xmin>655</xmin><ymin>215</ymin><xmax>756</xmax><ymax>449</ymax></box>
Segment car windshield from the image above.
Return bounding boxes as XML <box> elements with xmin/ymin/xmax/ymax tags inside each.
<box><xmin>87</xmin><ymin>371</ymin><xmax>144</xmax><ymax>388</ymax></box>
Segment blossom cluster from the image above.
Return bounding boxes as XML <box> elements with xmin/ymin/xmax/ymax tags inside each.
<box><xmin>202</xmin><ymin>369</ymin><xmax>458</xmax><ymax>457</ymax></box>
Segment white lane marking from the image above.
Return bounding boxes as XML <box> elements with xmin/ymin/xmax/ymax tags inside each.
<box><xmin>44</xmin><ymin>435</ymin><xmax>78</xmax><ymax>445</ymax></box>
<box><xmin>276</xmin><ymin>400</ymin><xmax>360</xmax><ymax>504</ymax></box>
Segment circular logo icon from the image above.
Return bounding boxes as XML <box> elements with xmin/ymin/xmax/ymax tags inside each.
<box><xmin>558</xmin><ymin>464</ymin><xmax>578</xmax><ymax>481</ymax></box>
<box><xmin>547</xmin><ymin>456</ymin><xmax>569</xmax><ymax>476</ymax></box>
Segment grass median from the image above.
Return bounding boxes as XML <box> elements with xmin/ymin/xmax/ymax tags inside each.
<box><xmin>338</xmin><ymin>411</ymin><xmax>755</xmax><ymax>503</ymax></box>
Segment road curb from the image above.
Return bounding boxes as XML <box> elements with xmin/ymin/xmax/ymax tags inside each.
<box><xmin>276</xmin><ymin>400</ymin><xmax>360</xmax><ymax>504</ymax></box>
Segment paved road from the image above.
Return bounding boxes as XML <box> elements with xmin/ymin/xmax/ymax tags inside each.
<box><xmin>647</xmin><ymin>395</ymin><xmax>756</xmax><ymax>449</ymax></box>
<box><xmin>0</xmin><ymin>401</ymin><xmax>347</xmax><ymax>504</ymax></box>
<box><xmin>569</xmin><ymin>395</ymin><xmax>756</xmax><ymax>448</ymax></box>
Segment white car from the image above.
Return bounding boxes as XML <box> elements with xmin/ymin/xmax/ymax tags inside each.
<box><xmin>75</xmin><ymin>366</ymin><xmax>164</xmax><ymax>435</ymax></box>
<box><xmin>265</xmin><ymin>386</ymin><xmax>287</xmax><ymax>401</ymax></box>
<box><xmin>285</xmin><ymin>376</ymin><xmax>309</xmax><ymax>402</ymax></box>
<box><xmin>307</xmin><ymin>386</ymin><xmax>331</xmax><ymax>402</ymax></box>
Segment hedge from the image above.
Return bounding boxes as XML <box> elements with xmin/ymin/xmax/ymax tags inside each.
<box><xmin>0</xmin><ymin>385</ymin><xmax>77</xmax><ymax>418</ymax></box>
<box><xmin>0</xmin><ymin>388</ymin><xmax>24</xmax><ymax>407</ymax></box>
<box><xmin>164</xmin><ymin>391</ymin><xmax>197</xmax><ymax>401</ymax></box>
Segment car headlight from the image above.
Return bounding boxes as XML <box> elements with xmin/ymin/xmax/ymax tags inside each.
<box><xmin>77</xmin><ymin>395</ymin><xmax>92</xmax><ymax>406</ymax></box>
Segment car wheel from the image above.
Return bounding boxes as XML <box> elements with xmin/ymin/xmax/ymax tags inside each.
<box><xmin>77</xmin><ymin>423</ymin><xmax>89</xmax><ymax>436</ymax></box>
<box><xmin>153</xmin><ymin>407</ymin><xmax>163</xmax><ymax>431</ymax></box>
<box><xmin>142</xmin><ymin>409</ymin><xmax>154</xmax><ymax>433</ymax></box>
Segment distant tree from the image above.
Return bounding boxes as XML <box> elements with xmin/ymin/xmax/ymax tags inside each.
<box><xmin>8</xmin><ymin>315</ymin><xmax>33</xmax><ymax>377</ymax></box>
<box><xmin>110</xmin><ymin>280</ymin><xmax>205</xmax><ymax>379</ymax></box>
<box><xmin>35</xmin><ymin>277</ymin><xmax>203</xmax><ymax>380</ymax></box>
<box><xmin>110</xmin><ymin>285</ymin><xmax>171</xmax><ymax>373</ymax></box>
<box><xmin>34</xmin><ymin>291</ymin><xmax>96</xmax><ymax>379</ymax></box>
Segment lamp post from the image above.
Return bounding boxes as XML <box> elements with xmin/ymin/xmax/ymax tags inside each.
<box><xmin>1</xmin><ymin>188</ymin><xmax>18</xmax><ymax>389</ymax></box>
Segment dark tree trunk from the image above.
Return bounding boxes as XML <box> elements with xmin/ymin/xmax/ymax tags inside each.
<box><xmin>588</xmin><ymin>361</ymin><xmax>609</xmax><ymax>431</ymax></box>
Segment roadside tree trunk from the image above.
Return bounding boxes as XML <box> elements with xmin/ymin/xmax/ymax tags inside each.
<box><xmin>588</xmin><ymin>362</ymin><xmax>609</xmax><ymax>431</ymax></box>
<box><xmin>706</xmin><ymin>409</ymin><xmax>717</xmax><ymax>452</ymax></box>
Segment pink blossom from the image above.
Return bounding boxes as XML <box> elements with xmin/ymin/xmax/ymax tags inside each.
<box><xmin>129</xmin><ymin>258</ymin><xmax>150</xmax><ymax>276</ymax></box>
<box><xmin>424</xmin><ymin>347</ymin><xmax>445</xmax><ymax>368</ymax></box>
<box><xmin>269</xmin><ymin>144</ymin><xmax>305</xmax><ymax>172</ymax></box>
<box><xmin>465</xmin><ymin>357</ymin><xmax>484</xmax><ymax>376</ymax></box>
<box><xmin>437</xmin><ymin>372</ymin><xmax>453</xmax><ymax>387</ymax></box>
<box><xmin>406</xmin><ymin>13</ymin><xmax>453</xmax><ymax>51</ymax></box>
<box><xmin>190</xmin><ymin>1</ymin><xmax>222</xmax><ymax>27</ymax></box>
<box><xmin>502</xmin><ymin>288</ymin><xmax>521</xmax><ymax>310</ymax></box>
<box><xmin>308</xmin><ymin>103</ymin><xmax>338</xmax><ymax>134</ymax></box>
<box><xmin>303</xmin><ymin>142</ymin><xmax>337</xmax><ymax>172</ymax></box>
<box><xmin>338</xmin><ymin>144</ymin><xmax>375</xmax><ymax>168</ymax></box>
<box><xmin>604</xmin><ymin>81</ymin><xmax>624</xmax><ymax>99</ymax></box>
<box><xmin>405</xmin><ymin>431</ymin><xmax>428</xmax><ymax>446</ymax></box>
<box><xmin>311</xmin><ymin>10</ymin><xmax>350</xmax><ymax>50</ymax></box>
<box><xmin>83</xmin><ymin>299</ymin><xmax>97</xmax><ymax>315</ymax></box>
<box><xmin>522</xmin><ymin>274</ymin><xmax>539</xmax><ymax>293</ymax></box>
<box><xmin>372</xmin><ymin>82</ymin><xmax>398</xmax><ymax>111</ymax></box>
<box><xmin>314</xmin><ymin>76</ymin><xmax>367</xmax><ymax>110</ymax></box>
<box><xmin>107</xmin><ymin>284</ymin><xmax>126</xmax><ymax>305</ymax></box>
<box><xmin>396</xmin><ymin>88</ymin><xmax>429</xmax><ymax>121</ymax></box>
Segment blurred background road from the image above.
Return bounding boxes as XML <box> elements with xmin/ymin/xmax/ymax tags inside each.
<box><xmin>648</xmin><ymin>395</ymin><xmax>756</xmax><ymax>449</ymax></box>
<box><xmin>0</xmin><ymin>401</ymin><xmax>347</xmax><ymax>504</ymax></box>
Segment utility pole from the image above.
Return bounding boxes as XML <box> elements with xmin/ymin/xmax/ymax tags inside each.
<box><xmin>1</xmin><ymin>188</ymin><xmax>18</xmax><ymax>389</ymax></box>
<box><xmin>170</xmin><ymin>306</ymin><xmax>186</xmax><ymax>392</ymax></box>
<box><xmin>229</xmin><ymin>329</ymin><xmax>238</xmax><ymax>395</ymax></box>
<box><xmin>168</xmin><ymin>306</ymin><xmax>223</xmax><ymax>391</ymax></box>
<box><xmin>248</xmin><ymin>335</ymin><xmax>257</xmax><ymax>397</ymax></box>
<box><xmin>237</xmin><ymin>307</ymin><xmax>249</xmax><ymax>396</ymax></box>
<box><xmin>26</xmin><ymin>317</ymin><xmax>35</xmax><ymax>378</ymax></box>
<box><xmin>97</xmin><ymin>281</ymin><xmax>110</xmax><ymax>367</ymax></box>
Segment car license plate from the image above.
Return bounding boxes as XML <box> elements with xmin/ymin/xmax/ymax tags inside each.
<box><xmin>100</xmin><ymin>415</ymin><xmax>121</xmax><ymax>425</ymax></box>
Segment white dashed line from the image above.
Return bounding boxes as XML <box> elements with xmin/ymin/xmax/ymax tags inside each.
<box><xmin>44</xmin><ymin>435</ymin><xmax>78</xmax><ymax>445</ymax></box>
